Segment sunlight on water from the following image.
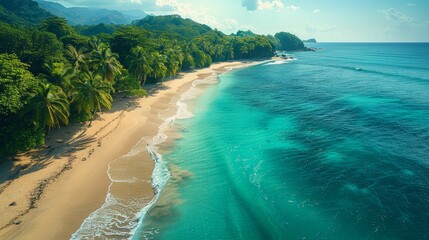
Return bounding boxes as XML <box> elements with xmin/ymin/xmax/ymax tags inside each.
<box><xmin>135</xmin><ymin>43</ymin><xmax>429</xmax><ymax>240</ymax></box>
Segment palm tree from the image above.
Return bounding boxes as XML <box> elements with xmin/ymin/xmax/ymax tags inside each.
<box><xmin>44</xmin><ymin>62</ymin><xmax>73</xmax><ymax>92</ymax></box>
<box><xmin>66</xmin><ymin>45</ymin><xmax>88</xmax><ymax>73</ymax></box>
<box><xmin>165</xmin><ymin>57</ymin><xmax>180</xmax><ymax>78</ymax></box>
<box><xmin>88</xmin><ymin>37</ymin><xmax>105</xmax><ymax>53</ymax></box>
<box><xmin>23</xmin><ymin>82</ymin><xmax>70</xmax><ymax>129</ymax></box>
<box><xmin>181</xmin><ymin>45</ymin><xmax>195</xmax><ymax>70</ymax></box>
<box><xmin>128</xmin><ymin>46</ymin><xmax>153</xmax><ymax>87</ymax></box>
<box><xmin>165</xmin><ymin>46</ymin><xmax>184</xmax><ymax>77</ymax></box>
<box><xmin>91</xmin><ymin>47</ymin><xmax>123</xmax><ymax>82</ymax></box>
<box><xmin>150</xmin><ymin>51</ymin><xmax>167</xmax><ymax>80</ymax></box>
<box><xmin>71</xmin><ymin>72</ymin><xmax>114</xmax><ymax>122</ymax></box>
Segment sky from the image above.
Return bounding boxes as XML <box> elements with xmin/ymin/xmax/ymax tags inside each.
<box><xmin>50</xmin><ymin>0</ymin><xmax>429</xmax><ymax>42</ymax></box>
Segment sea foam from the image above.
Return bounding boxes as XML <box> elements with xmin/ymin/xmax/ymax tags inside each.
<box><xmin>70</xmin><ymin>73</ymin><xmax>219</xmax><ymax>240</ymax></box>
<box><xmin>265</xmin><ymin>59</ymin><xmax>297</xmax><ymax>66</ymax></box>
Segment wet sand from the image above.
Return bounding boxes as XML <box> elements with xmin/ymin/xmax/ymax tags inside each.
<box><xmin>0</xmin><ymin>61</ymin><xmax>260</xmax><ymax>240</ymax></box>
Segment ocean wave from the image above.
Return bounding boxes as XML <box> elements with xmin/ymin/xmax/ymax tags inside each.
<box><xmin>265</xmin><ymin>59</ymin><xmax>297</xmax><ymax>66</ymax></box>
<box><xmin>70</xmin><ymin>71</ymin><xmax>223</xmax><ymax>240</ymax></box>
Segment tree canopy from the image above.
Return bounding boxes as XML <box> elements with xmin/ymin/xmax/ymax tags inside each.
<box><xmin>133</xmin><ymin>15</ymin><xmax>213</xmax><ymax>40</ymax></box>
<box><xmin>275</xmin><ymin>32</ymin><xmax>305</xmax><ymax>51</ymax></box>
<box><xmin>0</xmin><ymin>0</ymin><xmax>52</xmax><ymax>26</ymax></box>
<box><xmin>0</xmin><ymin>0</ymin><xmax>306</xmax><ymax>159</ymax></box>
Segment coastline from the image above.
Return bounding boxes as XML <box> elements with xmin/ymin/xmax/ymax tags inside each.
<box><xmin>0</xmin><ymin>60</ymin><xmax>263</xmax><ymax>240</ymax></box>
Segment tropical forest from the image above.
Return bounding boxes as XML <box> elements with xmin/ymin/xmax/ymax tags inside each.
<box><xmin>0</xmin><ymin>0</ymin><xmax>305</xmax><ymax>159</ymax></box>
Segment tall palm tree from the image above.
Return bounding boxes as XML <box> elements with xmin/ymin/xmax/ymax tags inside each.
<box><xmin>66</xmin><ymin>45</ymin><xmax>88</xmax><ymax>73</ymax></box>
<box><xmin>88</xmin><ymin>37</ymin><xmax>105</xmax><ymax>53</ymax></box>
<box><xmin>150</xmin><ymin>51</ymin><xmax>167</xmax><ymax>80</ymax></box>
<box><xmin>165</xmin><ymin>57</ymin><xmax>180</xmax><ymax>78</ymax></box>
<box><xmin>165</xmin><ymin>46</ymin><xmax>184</xmax><ymax>77</ymax></box>
<box><xmin>181</xmin><ymin>44</ymin><xmax>195</xmax><ymax>70</ymax></box>
<box><xmin>23</xmin><ymin>82</ymin><xmax>70</xmax><ymax>129</ymax></box>
<box><xmin>44</xmin><ymin>62</ymin><xmax>74</xmax><ymax>93</ymax></box>
<box><xmin>128</xmin><ymin>46</ymin><xmax>153</xmax><ymax>87</ymax></box>
<box><xmin>71</xmin><ymin>72</ymin><xmax>114</xmax><ymax>122</ymax></box>
<box><xmin>91</xmin><ymin>47</ymin><xmax>123</xmax><ymax>82</ymax></box>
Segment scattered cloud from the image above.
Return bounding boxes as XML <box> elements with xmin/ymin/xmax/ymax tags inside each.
<box><xmin>313</xmin><ymin>9</ymin><xmax>321</xmax><ymax>14</ymax></box>
<box><xmin>156</xmin><ymin>0</ymin><xmax>251</xmax><ymax>33</ymax></box>
<box><xmin>379</xmin><ymin>8</ymin><xmax>413</xmax><ymax>24</ymax></box>
<box><xmin>259</xmin><ymin>0</ymin><xmax>284</xmax><ymax>10</ymax></box>
<box><xmin>378</xmin><ymin>8</ymin><xmax>426</xmax><ymax>37</ymax></box>
<box><xmin>379</xmin><ymin>8</ymin><xmax>429</xmax><ymax>32</ymax></box>
<box><xmin>222</xmin><ymin>18</ymin><xmax>256</xmax><ymax>33</ymax></box>
<box><xmin>306</xmin><ymin>24</ymin><xmax>336</xmax><ymax>33</ymax></box>
<box><xmin>242</xmin><ymin>0</ymin><xmax>284</xmax><ymax>11</ymax></box>
<box><xmin>287</xmin><ymin>5</ymin><xmax>300</xmax><ymax>11</ymax></box>
<box><xmin>406</xmin><ymin>3</ymin><xmax>416</xmax><ymax>7</ymax></box>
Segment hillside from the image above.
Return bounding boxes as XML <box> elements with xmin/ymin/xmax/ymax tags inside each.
<box><xmin>0</xmin><ymin>1</ymin><xmax>306</xmax><ymax>159</ymax></box>
<box><xmin>0</xmin><ymin>0</ymin><xmax>52</xmax><ymax>25</ymax></box>
<box><xmin>275</xmin><ymin>32</ymin><xmax>305</xmax><ymax>51</ymax></box>
<box><xmin>133</xmin><ymin>15</ymin><xmax>213</xmax><ymax>39</ymax></box>
<box><xmin>35</xmin><ymin>0</ymin><xmax>147</xmax><ymax>25</ymax></box>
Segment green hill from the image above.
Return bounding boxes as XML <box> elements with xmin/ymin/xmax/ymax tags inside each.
<box><xmin>133</xmin><ymin>15</ymin><xmax>213</xmax><ymax>39</ymax></box>
<box><xmin>0</xmin><ymin>0</ymin><xmax>53</xmax><ymax>25</ymax></box>
<box><xmin>275</xmin><ymin>32</ymin><xmax>305</xmax><ymax>51</ymax></box>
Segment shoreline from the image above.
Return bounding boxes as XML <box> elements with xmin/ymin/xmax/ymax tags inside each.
<box><xmin>0</xmin><ymin>60</ymin><xmax>265</xmax><ymax>240</ymax></box>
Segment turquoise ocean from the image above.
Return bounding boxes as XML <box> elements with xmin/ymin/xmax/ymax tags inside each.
<box><xmin>135</xmin><ymin>43</ymin><xmax>429</xmax><ymax>240</ymax></box>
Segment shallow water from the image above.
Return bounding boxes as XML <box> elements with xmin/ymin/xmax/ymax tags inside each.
<box><xmin>136</xmin><ymin>43</ymin><xmax>429</xmax><ymax>240</ymax></box>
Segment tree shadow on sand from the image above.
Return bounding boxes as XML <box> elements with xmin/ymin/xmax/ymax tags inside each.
<box><xmin>0</xmin><ymin>126</ymin><xmax>95</xmax><ymax>190</ymax></box>
<box><xmin>0</xmin><ymin>92</ymin><xmax>146</xmax><ymax>188</ymax></box>
<box><xmin>146</xmin><ymin>83</ymin><xmax>171</xmax><ymax>97</ymax></box>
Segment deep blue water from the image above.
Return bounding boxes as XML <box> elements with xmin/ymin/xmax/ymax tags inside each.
<box><xmin>136</xmin><ymin>43</ymin><xmax>429</xmax><ymax>239</ymax></box>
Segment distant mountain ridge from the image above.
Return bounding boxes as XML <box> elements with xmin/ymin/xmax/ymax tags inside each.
<box><xmin>303</xmin><ymin>38</ymin><xmax>317</xmax><ymax>43</ymax></box>
<box><xmin>35</xmin><ymin>0</ymin><xmax>147</xmax><ymax>25</ymax></box>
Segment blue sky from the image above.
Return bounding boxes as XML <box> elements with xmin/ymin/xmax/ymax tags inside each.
<box><xmin>50</xmin><ymin>0</ymin><xmax>429</xmax><ymax>42</ymax></box>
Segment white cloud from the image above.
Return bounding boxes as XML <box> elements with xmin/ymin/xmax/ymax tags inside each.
<box><xmin>379</xmin><ymin>8</ymin><xmax>429</xmax><ymax>33</ymax></box>
<box><xmin>286</xmin><ymin>5</ymin><xmax>300</xmax><ymax>11</ymax></box>
<box><xmin>242</xmin><ymin>0</ymin><xmax>284</xmax><ymax>11</ymax></box>
<box><xmin>222</xmin><ymin>18</ymin><xmax>256</xmax><ymax>33</ymax></box>
<box><xmin>156</xmin><ymin>0</ymin><xmax>252</xmax><ymax>33</ymax></box>
<box><xmin>378</xmin><ymin>8</ymin><xmax>427</xmax><ymax>38</ymax></box>
<box><xmin>380</xmin><ymin>8</ymin><xmax>413</xmax><ymax>23</ymax></box>
<box><xmin>406</xmin><ymin>3</ymin><xmax>416</xmax><ymax>7</ymax></box>
<box><xmin>313</xmin><ymin>9</ymin><xmax>321</xmax><ymax>14</ymax></box>
<box><xmin>306</xmin><ymin>24</ymin><xmax>336</xmax><ymax>33</ymax></box>
<box><xmin>258</xmin><ymin>0</ymin><xmax>284</xmax><ymax>10</ymax></box>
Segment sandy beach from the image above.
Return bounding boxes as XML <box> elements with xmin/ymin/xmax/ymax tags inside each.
<box><xmin>0</xmin><ymin>61</ymin><xmax>259</xmax><ymax>240</ymax></box>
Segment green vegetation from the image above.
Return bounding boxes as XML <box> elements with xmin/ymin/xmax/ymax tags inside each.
<box><xmin>0</xmin><ymin>0</ymin><xmax>305</xmax><ymax>159</ymax></box>
<box><xmin>275</xmin><ymin>32</ymin><xmax>305</xmax><ymax>51</ymax></box>
<box><xmin>133</xmin><ymin>15</ymin><xmax>212</xmax><ymax>39</ymax></box>
<box><xmin>0</xmin><ymin>0</ymin><xmax>52</xmax><ymax>26</ymax></box>
<box><xmin>0</xmin><ymin>53</ymin><xmax>44</xmax><ymax>156</ymax></box>
<box><xmin>22</xmin><ymin>82</ymin><xmax>70</xmax><ymax>129</ymax></box>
